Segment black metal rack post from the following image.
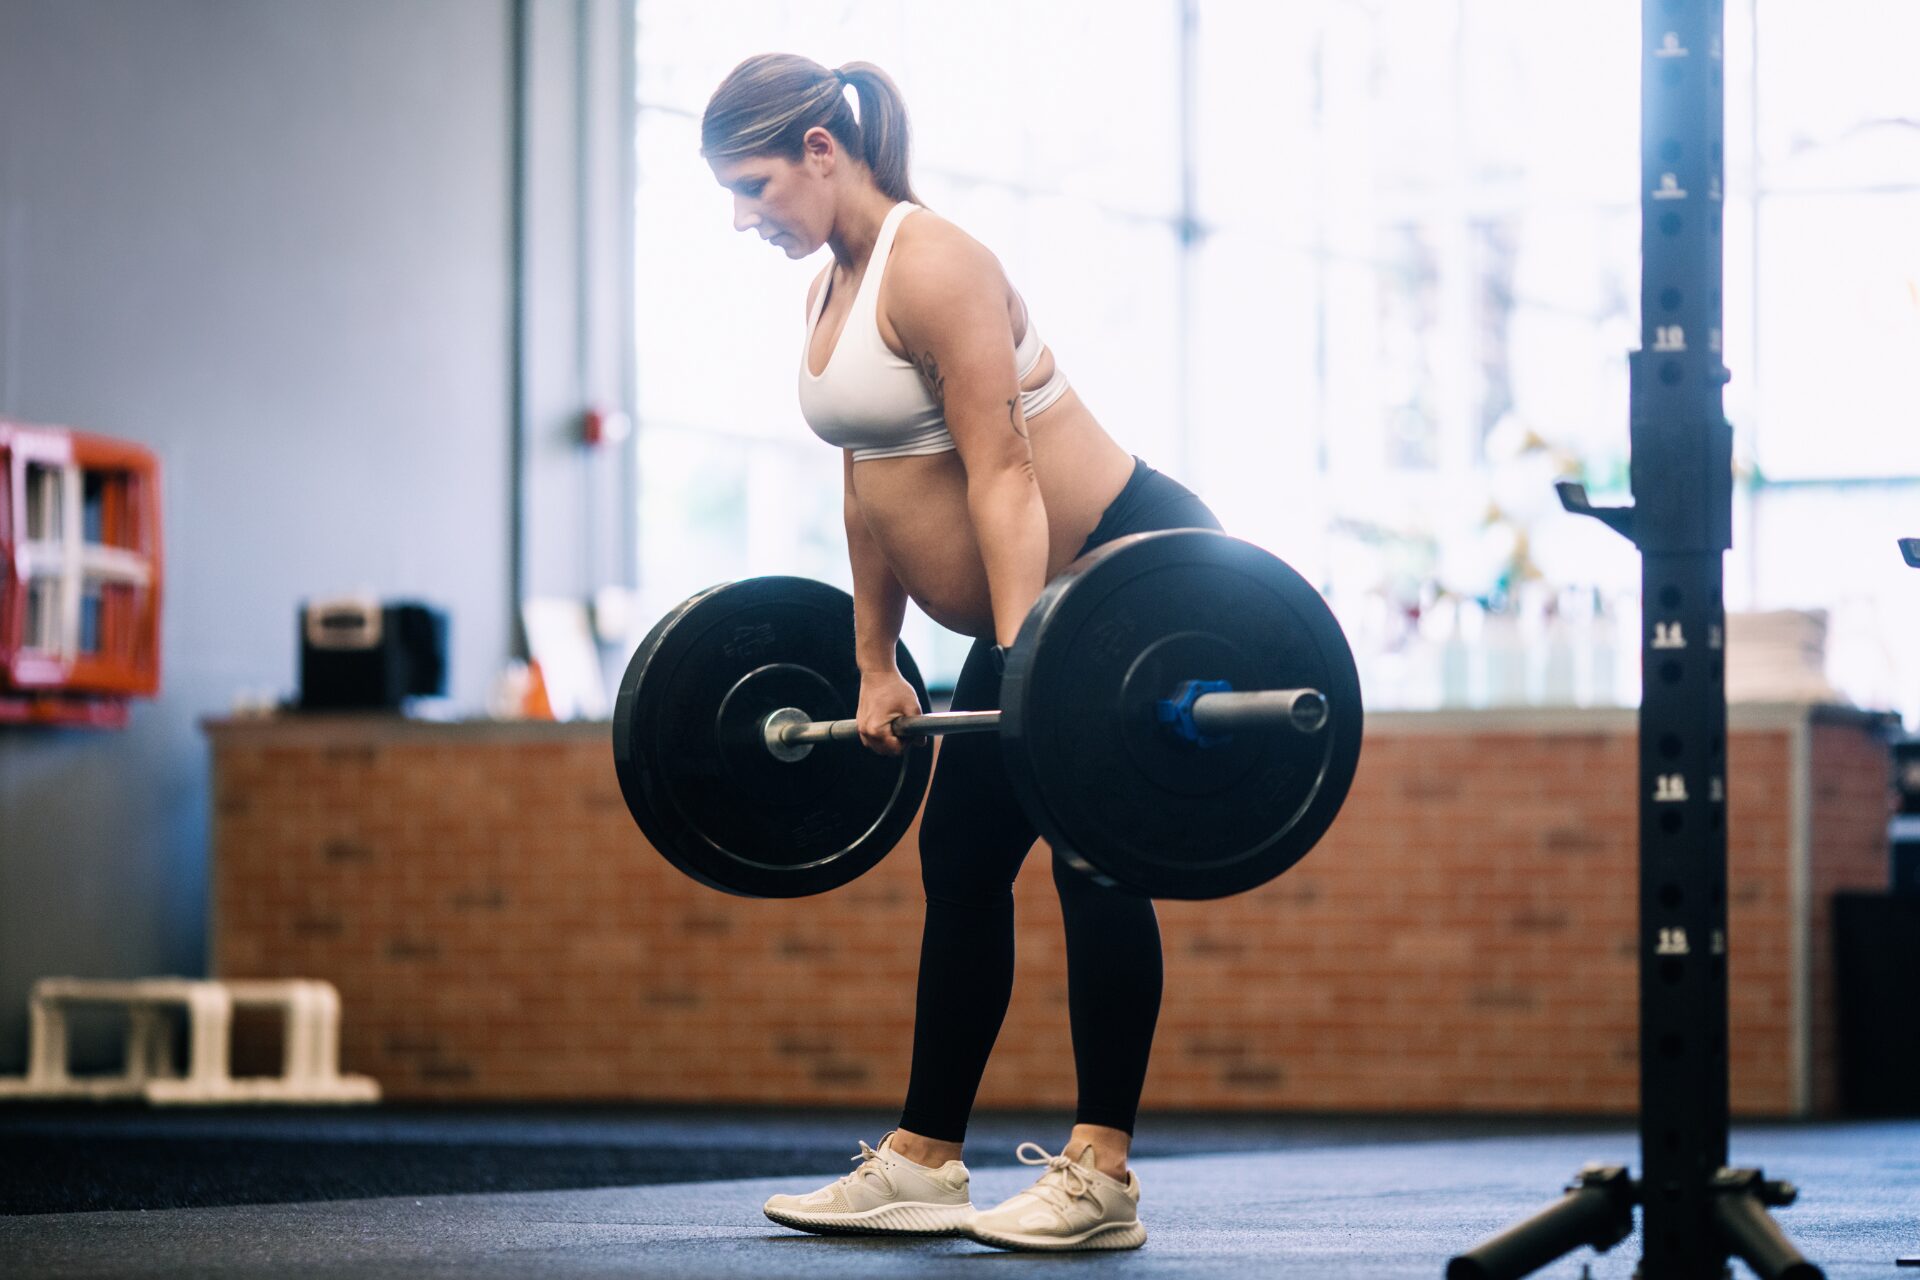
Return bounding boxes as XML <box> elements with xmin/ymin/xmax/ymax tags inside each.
<box><xmin>1903</xmin><ymin>537</ymin><xmax>1919</xmax><ymax>1274</ymax></box>
<box><xmin>1446</xmin><ymin>3</ymin><xmax>1822</xmax><ymax>1277</ymax></box>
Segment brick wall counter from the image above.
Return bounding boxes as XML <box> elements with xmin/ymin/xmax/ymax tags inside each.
<box><xmin>207</xmin><ymin>705</ymin><xmax>1892</xmax><ymax>1115</ymax></box>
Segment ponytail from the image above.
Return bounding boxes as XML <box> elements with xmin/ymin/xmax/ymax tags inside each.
<box><xmin>833</xmin><ymin>62</ymin><xmax>918</xmax><ymax>205</ymax></box>
<box><xmin>702</xmin><ymin>54</ymin><xmax>921</xmax><ymax>206</ymax></box>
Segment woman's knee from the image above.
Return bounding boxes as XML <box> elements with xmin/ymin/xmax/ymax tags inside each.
<box><xmin>1051</xmin><ymin>850</ymin><xmax>1160</xmax><ymax>919</ymax></box>
<box><xmin>1051</xmin><ymin>848</ymin><xmax>1121</xmax><ymax>898</ymax></box>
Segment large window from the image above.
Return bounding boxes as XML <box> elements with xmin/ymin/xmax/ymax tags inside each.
<box><xmin>634</xmin><ymin>1</ymin><xmax>1920</xmax><ymax>721</ymax></box>
<box><xmin>1733</xmin><ymin>0</ymin><xmax>1920</xmax><ymax>721</ymax></box>
<box><xmin>1186</xmin><ymin>1</ymin><xmax>1647</xmax><ymax>711</ymax></box>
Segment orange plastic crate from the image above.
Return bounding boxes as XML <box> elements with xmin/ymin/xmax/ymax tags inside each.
<box><xmin>0</xmin><ymin>421</ymin><xmax>163</xmax><ymax>724</ymax></box>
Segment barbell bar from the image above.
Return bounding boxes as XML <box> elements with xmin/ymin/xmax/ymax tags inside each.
<box><xmin>760</xmin><ymin>686</ymin><xmax>1331</xmax><ymax>764</ymax></box>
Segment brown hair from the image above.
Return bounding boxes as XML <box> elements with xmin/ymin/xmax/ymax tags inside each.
<box><xmin>701</xmin><ymin>54</ymin><xmax>921</xmax><ymax>205</ymax></box>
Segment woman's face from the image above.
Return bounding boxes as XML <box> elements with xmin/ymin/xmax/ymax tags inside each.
<box><xmin>710</xmin><ymin>137</ymin><xmax>831</xmax><ymax>258</ymax></box>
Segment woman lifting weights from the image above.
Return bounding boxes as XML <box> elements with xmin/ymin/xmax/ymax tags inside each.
<box><xmin>702</xmin><ymin>53</ymin><xmax>1222</xmax><ymax>1252</ymax></box>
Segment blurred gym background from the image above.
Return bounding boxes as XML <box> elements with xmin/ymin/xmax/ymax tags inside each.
<box><xmin>0</xmin><ymin>1</ymin><xmax>1916</xmax><ymax>1253</ymax></box>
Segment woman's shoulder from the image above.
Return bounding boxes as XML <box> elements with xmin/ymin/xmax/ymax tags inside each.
<box><xmin>886</xmin><ymin>207</ymin><xmax>1008</xmax><ymax>308</ymax></box>
<box><xmin>893</xmin><ymin>207</ymin><xmax>1001</xmax><ymax>272</ymax></box>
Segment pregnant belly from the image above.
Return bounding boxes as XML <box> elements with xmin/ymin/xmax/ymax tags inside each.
<box><xmin>856</xmin><ymin>457</ymin><xmax>998</xmax><ymax>637</ymax></box>
<box><xmin>850</xmin><ymin>420</ymin><xmax>1131</xmax><ymax>639</ymax></box>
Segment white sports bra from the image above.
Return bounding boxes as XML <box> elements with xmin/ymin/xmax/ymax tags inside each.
<box><xmin>797</xmin><ymin>202</ymin><xmax>1071</xmax><ymax>462</ymax></box>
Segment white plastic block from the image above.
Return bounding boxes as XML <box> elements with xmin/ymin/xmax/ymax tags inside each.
<box><xmin>0</xmin><ymin>978</ymin><xmax>379</xmax><ymax>1105</ymax></box>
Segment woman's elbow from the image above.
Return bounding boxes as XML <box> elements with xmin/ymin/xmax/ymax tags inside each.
<box><xmin>965</xmin><ymin>450</ymin><xmax>1038</xmax><ymax>496</ymax></box>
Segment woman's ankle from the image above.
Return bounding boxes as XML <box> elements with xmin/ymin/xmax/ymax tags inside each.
<box><xmin>1066</xmin><ymin>1123</ymin><xmax>1132</xmax><ymax>1180</ymax></box>
<box><xmin>890</xmin><ymin>1127</ymin><xmax>964</xmax><ymax>1168</ymax></box>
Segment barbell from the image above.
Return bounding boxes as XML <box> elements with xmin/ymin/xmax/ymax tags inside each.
<box><xmin>760</xmin><ymin>685</ymin><xmax>1332</xmax><ymax>758</ymax></box>
<box><xmin>611</xmin><ymin>528</ymin><xmax>1364</xmax><ymax>900</ymax></box>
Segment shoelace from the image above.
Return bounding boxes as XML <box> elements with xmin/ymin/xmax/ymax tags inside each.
<box><xmin>845</xmin><ymin>1136</ymin><xmax>897</xmax><ymax>1195</ymax></box>
<box><xmin>1014</xmin><ymin>1142</ymin><xmax>1097</xmax><ymax>1211</ymax></box>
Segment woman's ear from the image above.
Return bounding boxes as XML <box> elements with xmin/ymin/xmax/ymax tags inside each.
<box><xmin>802</xmin><ymin>125</ymin><xmax>838</xmax><ymax>173</ymax></box>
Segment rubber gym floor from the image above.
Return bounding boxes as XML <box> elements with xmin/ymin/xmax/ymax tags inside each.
<box><xmin>0</xmin><ymin>1105</ymin><xmax>1913</xmax><ymax>1278</ymax></box>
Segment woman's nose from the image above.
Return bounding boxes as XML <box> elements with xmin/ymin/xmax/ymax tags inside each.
<box><xmin>732</xmin><ymin>197</ymin><xmax>759</xmax><ymax>233</ymax></box>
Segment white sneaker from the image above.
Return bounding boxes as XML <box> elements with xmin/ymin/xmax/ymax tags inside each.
<box><xmin>762</xmin><ymin>1132</ymin><xmax>975</xmax><ymax>1236</ymax></box>
<box><xmin>966</xmin><ymin>1142</ymin><xmax>1147</xmax><ymax>1252</ymax></box>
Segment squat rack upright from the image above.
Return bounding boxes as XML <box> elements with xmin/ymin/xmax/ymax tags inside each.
<box><xmin>1447</xmin><ymin>2</ymin><xmax>1823</xmax><ymax>1277</ymax></box>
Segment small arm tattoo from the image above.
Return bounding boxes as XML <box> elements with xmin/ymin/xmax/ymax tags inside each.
<box><xmin>911</xmin><ymin>350</ymin><xmax>945</xmax><ymax>402</ymax></box>
<box><xmin>909</xmin><ymin>348</ymin><xmax>1028</xmax><ymax>439</ymax></box>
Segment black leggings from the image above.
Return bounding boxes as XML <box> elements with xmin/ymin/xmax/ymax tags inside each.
<box><xmin>898</xmin><ymin>457</ymin><xmax>1225</xmax><ymax>1142</ymax></box>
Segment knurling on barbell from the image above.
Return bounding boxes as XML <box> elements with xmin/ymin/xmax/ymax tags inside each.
<box><xmin>610</xmin><ymin>528</ymin><xmax>1363</xmax><ymax>900</ymax></box>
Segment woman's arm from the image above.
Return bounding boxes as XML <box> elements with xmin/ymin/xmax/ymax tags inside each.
<box><xmin>887</xmin><ymin>234</ymin><xmax>1049</xmax><ymax>648</ymax></box>
<box><xmin>814</xmin><ymin>271</ymin><xmax>908</xmax><ymax>671</ymax></box>
<box><xmin>844</xmin><ymin>448</ymin><xmax>910</xmax><ymax>675</ymax></box>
